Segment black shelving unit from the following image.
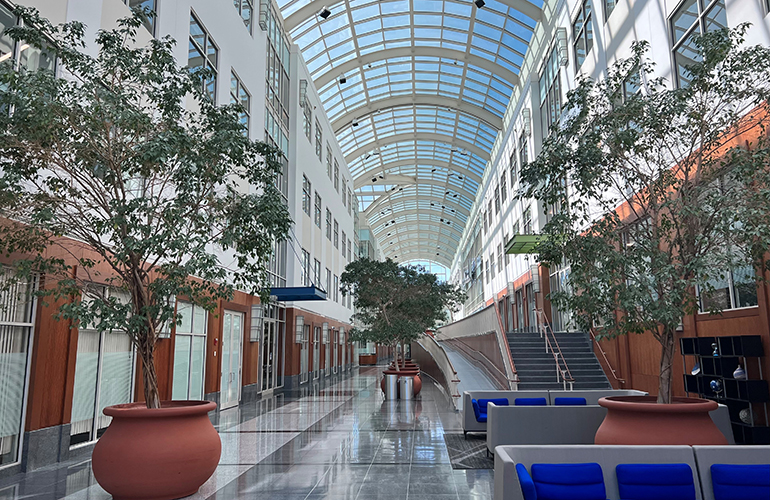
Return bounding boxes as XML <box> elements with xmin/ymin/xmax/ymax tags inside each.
<box><xmin>681</xmin><ymin>335</ymin><xmax>769</xmax><ymax>445</ymax></box>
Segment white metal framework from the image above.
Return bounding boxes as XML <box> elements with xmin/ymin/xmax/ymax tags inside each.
<box><xmin>280</xmin><ymin>0</ymin><xmax>542</xmax><ymax>265</ymax></box>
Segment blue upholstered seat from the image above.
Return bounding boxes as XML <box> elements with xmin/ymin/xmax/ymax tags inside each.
<box><xmin>554</xmin><ymin>397</ymin><xmax>587</xmax><ymax>406</ymax></box>
<box><xmin>710</xmin><ymin>464</ymin><xmax>770</xmax><ymax>500</ymax></box>
<box><xmin>515</xmin><ymin>397</ymin><xmax>548</xmax><ymax>406</ymax></box>
<box><xmin>471</xmin><ymin>397</ymin><xmax>508</xmax><ymax>422</ymax></box>
<box><xmin>526</xmin><ymin>463</ymin><xmax>607</xmax><ymax>500</ymax></box>
<box><xmin>516</xmin><ymin>463</ymin><xmax>538</xmax><ymax>500</ymax></box>
<box><xmin>615</xmin><ymin>463</ymin><xmax>696</xmax><ymax>500</ymax></box>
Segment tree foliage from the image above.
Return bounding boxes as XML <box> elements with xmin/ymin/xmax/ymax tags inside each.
<box><xmin>340</xmin><ymin>258</ymin><xmax>465</xmax><ymax>366</ymax></box>
<box><xmin>0</xmin><ymin>8</ymin><xmax>292</xmax><ymax>408</ymax></box>
<box><xmin>520</xmin><ymin>26</ymin><xmax>770</xmax><ymax>403</ymax></box>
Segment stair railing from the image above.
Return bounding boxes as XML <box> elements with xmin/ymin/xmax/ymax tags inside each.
<box><xmin>589</xmin><ymin>327</ymin><xmax>625</xmax><ymax>386</ymax></box>
<box><xmin>535</xmin><ymin>309</ymin><xmax>574</xmax><ymax>391</ymax></box>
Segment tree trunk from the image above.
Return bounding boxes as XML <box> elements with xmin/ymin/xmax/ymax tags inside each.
<box><xmin>657</xmin><ymin>327</ymin><xmax>676</xmax><ymax>404</ymax></box>
<box><xmin>140</xmin><ymin>345</ymin><xmax>161</xmax><ymax>409</ymax></box>
<box><xmin>393</xmin><ymin>342</ymin><xmax>400</xmax><ymax>371</ymax></box>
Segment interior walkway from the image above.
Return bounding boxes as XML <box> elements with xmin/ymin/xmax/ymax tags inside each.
<box><xmin>441</xmin><ymin>343</ymin><xmax>499</xmax><ymax>411</ymax></box>
<box><xmin>0</xmin><ymin>366</ymin><xmax>493</xmax><ymax>500</ymax></box>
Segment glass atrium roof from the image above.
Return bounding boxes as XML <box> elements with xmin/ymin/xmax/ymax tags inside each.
<box><xmin>279</xmin><ymin>0</ymin><xmax>543</xmax><ymax>266</ymax></box>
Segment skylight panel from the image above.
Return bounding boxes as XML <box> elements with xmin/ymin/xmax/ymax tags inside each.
<box><xmin>351</xmin><ymin>4</ymin><xmax>381</xmax><ymax>23</ymax></box>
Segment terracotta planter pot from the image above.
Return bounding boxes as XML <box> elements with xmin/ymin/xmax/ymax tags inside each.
<box><xmin>595</xmin><ymin>396</ymin><xmax>728</xmax><ymax>445</ymax></box>
<box><xmin>92</xmin><ymin>400</ymin><xmax>221</xmax><ymax>500</ymax></box>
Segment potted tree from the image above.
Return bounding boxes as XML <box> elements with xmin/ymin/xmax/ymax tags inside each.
<box><xmin>340</xmin><ymin>258</ymin><xmax>464</xmax><ymax>397</ymax></box>
<box><xmin>0</xmin><ymin>8</ymin><xmax>291</xmax><ymax>499</ymax></box>
<box><xmin>520</xmin><ymin>26</ymin><xmax>770</xmax><ymax>444</ymax></box>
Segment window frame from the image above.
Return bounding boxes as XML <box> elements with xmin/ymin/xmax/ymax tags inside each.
<box><xmin>572</xmin><ymin>0</ymin><xmax>594</xmax><ymax>70</ymax></box>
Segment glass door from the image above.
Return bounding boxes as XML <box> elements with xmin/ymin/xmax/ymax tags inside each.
<box><xmin>0</xmin><ymin>269</ymin><xmax>36</xmax><ymax>467</ymax></box>
<box><xmin>300</xmin><ymin>324</ymin><xmax>309</xmax><ymax>384</ymax></box>
<box><xmin>312</xmin><ymin>327</ymin><xmax>320</xmax><ymax>380</ymax></box>
<box><xmin>220</xmin><ymin>311</ymin><xmax>243</xmax><ymax>410</ymax></box>
<box><xmin>526</xmin><ymin>283</ymin><xmax>537</xmax><ymax>331</ymax></box>
<box><xmin>323</xmin><ymin>323</ymin><xmax>330</xmax><ymax>377</ymax></box>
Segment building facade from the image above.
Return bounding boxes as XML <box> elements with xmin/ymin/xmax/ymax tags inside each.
<box><xmin>0</xmin><ymin>0</ymin><xmax>365</xmax><ymax>476</ymax></box>
<box><xmin>449</xmin><ymin>0</ymin><xmax>770</xmax><ymax>398</ymax></box>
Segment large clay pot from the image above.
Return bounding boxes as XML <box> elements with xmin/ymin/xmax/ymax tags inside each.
<box><xmin>92</xmin><ymin>400</ymin><xmax>221</xmax><ymax>500</ymax></box>
<box><xmin>595</xmin><ymin>396</ymin><xmax>728</xmax><ymax>445</ymax></box>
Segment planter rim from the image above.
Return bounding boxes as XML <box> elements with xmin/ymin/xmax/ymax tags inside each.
<box><xmin>103</xmin><ymin>400</ymin><xmax>217</xmax><ymax>418</ymax></box>
<box><xmin>382</xmin><ymin>369</ymin><xmax>419</xmax><ymax>375</ymax></box>
<box><xmin>598</xmin><ymin>395</ymin><xmax>718</xmax><ymax>413</ymax></box>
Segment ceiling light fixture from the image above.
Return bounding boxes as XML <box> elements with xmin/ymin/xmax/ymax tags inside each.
<box><xmin>318</xmin><ymin>6</ymin><xmax>331</xmax><ymax>19</ymax></box>
<box><xmin>475</xmin><ymin>0</ymin><xmax>486</xmax><ymax>8</ymax></box>
<box><xmin>339</xmin><ymin>73</ymin><xmax>347</xmax><ymax>84</ymax></box>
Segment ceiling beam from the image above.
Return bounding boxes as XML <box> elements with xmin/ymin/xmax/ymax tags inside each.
<box><xmin>332</xmin><ymin>96</ymin><xmax>503</xmax><ymax>133</ymax></box>
<box><xmin>285</xmin><ymin>0</ymin><xmax>542</xmax><ymax>36</ymax></box>
<box><xmin>344</xmin><ymin>132</ymin><xmax>490</xmax><ymax>165</ymax></box>
<box><xmin>364</xmin><ymin>191</ymin><xmax>471</xmax><ymax>220</ymax></box>
<box><xmin>314</xmin><ymin>46</ymin><xmax>519</xmax><ymax>90</ymax></box>
<box><xmin>352</xmin><ymin>159</ymin><xmax>483</xmax><ymax>189</ymax></box>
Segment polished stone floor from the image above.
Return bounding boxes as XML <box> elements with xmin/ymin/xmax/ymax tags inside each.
<box><xmin>0</xmin><ymin>366</ymin><xmax>493</xmax><ymax>499</ymax></box>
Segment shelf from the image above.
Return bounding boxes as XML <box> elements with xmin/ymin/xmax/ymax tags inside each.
<box><xmin>731</xmin><ymin>422</ymin><xmax>770</xmax><ymax>445</ymax></box>
<box><xmin>681</xmin><ymin>335</ymin><xmax>765</xmax><ymax>358</ymax></box>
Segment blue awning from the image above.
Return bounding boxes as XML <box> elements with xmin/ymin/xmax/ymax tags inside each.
<box><xmin>270</xmin><ymin>286</ymin><xmax>327</xmax><ymax>302</ymax></box>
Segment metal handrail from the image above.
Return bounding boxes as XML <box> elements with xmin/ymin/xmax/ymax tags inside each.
<box><xmin>589</xmin><ymin>327</ymin><xmax>626</xmax><ymax>385</ymax></box>
<box><xmin>493</xmin><ymin>300</ymin><xmax>519</xmax><ymax>388</ymax></box>
<box><xmin>536</xmin><ymin>309</ymin><xmax>574</xmax><ymax>390</ymax></box>
<box><xmin>416</xmin><ymin>333</ymin><xmax>462</xmax><ymax>409</ymax></box>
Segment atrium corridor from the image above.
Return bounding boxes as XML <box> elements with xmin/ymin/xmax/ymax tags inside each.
<box><xmin>0</xmin><ymin>367</ymin><xmax>493</xmax><ymax>500</ymax></box>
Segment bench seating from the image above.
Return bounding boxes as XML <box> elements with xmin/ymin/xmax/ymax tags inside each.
<box><xmin>471</xmin><ymin>398</ymin><xmax>509</xmax><ymax>423</ymax></box>
<box><xmin>495</xmin><ymin>445</ymin><xmax>770</xmax><ymax>500</ymax></box>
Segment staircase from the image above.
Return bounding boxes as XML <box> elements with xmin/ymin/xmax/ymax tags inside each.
<box><xmin>507</xmin><ymin>331</ymin><xmax>612</xmax><ymax>390</ymax></box>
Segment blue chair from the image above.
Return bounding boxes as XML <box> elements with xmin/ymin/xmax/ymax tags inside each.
<box><xmin>515</xmin><ymin>397</ymin><xmax>547</xmax><ymax>406</ymax></box>
<box><xmin>554</xmin><ymin>397</ymin><xmax>587</xmax><ymax>406</ymax></box>
<box><xmin>711</xmin><ymin>464</ymin><xmax>770</xmax><ymax>500</ymax></box>
<box><xmin>516</xmin><ymin>462</ymin><xmax>607</xmax><ymax>500</ymax></box>
<box><xmin>616</xmin><ymin>464</ymin><xmax>696</xmax><ymax>500</ymax></box>
<box><xmin>470</xmin><ymin>398</ymin><xmax>509</xmax><ymax>424</ymax></box>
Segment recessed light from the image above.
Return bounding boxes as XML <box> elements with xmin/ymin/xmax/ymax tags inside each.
<box><xmin>318</xmin><ymin>6</ymin><xmax>331</xmax><ymax>19</ymax></box>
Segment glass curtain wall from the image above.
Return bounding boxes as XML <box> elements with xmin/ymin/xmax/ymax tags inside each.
<box><xmin>0</xmin><ymin>268</ymin><xmax>36</xmax><ymax>467</ymax></box>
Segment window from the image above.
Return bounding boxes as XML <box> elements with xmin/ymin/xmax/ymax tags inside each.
<box><xmin>333</xmin><ymin>220</ymin><xmax>339</xmax><ymax>248</ymax></box>
<box><xmin>621</xmin><ymin>66</ymin><xmax>642</xmax><ymax>102</ymax></box>
<box><xmin>504</xmin><ymin>234</ymin><xmax>510</xmax><ymax>264</ymax></box>
<box><xmin>539</xmin><ymin>43</ymin><xmax>562</xmax><ymax>138</ymax></box>
<box><xmin>519</xmin><ymin>133</ymin><xmax>529</xmax><ymax>169</ymax></box>
<box><xmin>1</xmin><ymin>4</ymin><xmax>56</xmax><ymax>75</ymax></box>
<box><xmin>497</xmin><ymin>244</ymin><xmax>503</xmax><ymax>272</ymax></box>
<box><xmin>333</xmin><ymin>275</ymin><xmax>339</xmax><ymax>302</ymax></box>
<box><xmin>341</xmin><ymin>179</ymin><xmax>347</xmax><ymax>206</ymax></box>
<box><xmin>334</xmin><ymin>161</ymin><xmax>340</xmax><ymax>192</ymax></box>
<box><xmin>573</xmin><ymin>0</ymin><xmax>594</xmax><ymax>69</ymax></box>
<box><xmin>699</xmin><ymin>266</ymin><xmax>758</xmax><ymax>312</ymax></box>
<box><xmin>509</xmin><ymin>152</ymin><xmax>517</xmax><ymax>186</ymax></box>
<box><xmin>494</xmin><ymin>187</ymin><xmax>501</xmax><ymax>214</ymax></box>
<box><xmin>125</xmin><ymin>1</ymin><xmax>157</xmax><ymax>35</ymax></box>
<box><xmin>302</xmin><ymin>98</ymin><xmax>312</xmax><ymax>141</ymax></box>
<box><xmin>341</xmin><ymin>231</ymin><xmax>347</xmax><ymax>256</ymax></box>
<box><xmin>484</xmin><ymin>260</ymin><xmax>489</xmax><ymax>284</ymax></box>
<box><xmin>483</xmin><ymin>211</ymin><xmax>488</xmax><ymax>234</ymax></box>
<box><xmin>326</xmin><ymin>146</ymin><xmax>333</xmax><ymax>179</ymax></box>
<box><xmin>326</xmin><ymin>209</ymin><xmax>332</xmax><ymax>240</ymax></box>
<box><xmin>490</xmin><ymin>252</ymin><xmax>496</xmax><ymax>276</ymax></box>
<box><xmin>670</xmin><ymin>0</ymin><xmax>726</xmax><ymax>88</ymax></box>
<box><xmin>313</xmin><ymin>259</ymin><xmax>321</xmax><ymax>286</ymax></box>
<box><xmin>501</xmin><ymin>174</ymin><xmax>507</xmax><ymax>204</ymax></box>
<box><xmin>347</xmin><ymin>189</ymin><xmax>353</xmax><ymax>216</ymax></box>
<box><xmin>326</xmin><ymin>268</ymin><xmax>332</xmax><ymax>294</ymax></box>
<box><xmin>488</xmin><ymin>200</ymin><xmax>493</xmax><ymax>223</ymax></box>
<box><xmin>233</xmin><ymin>0</ymin><xmax>254</xmax><ymax>33</ymax></box>
<box><xmin>302</xmin><ymin>175</ymin><xmax>311</xmax><ymax>216</ymax></box>
<box><xmin>315</xmin><ymin>120</ymin><xmax>323</xmax><ymax>161</ymax></box>
<box><xmin>314</xmin><ymin>192</ymin><xmax>322</xmax><ymax>227</ymax></box>
<box><xmin>189</xmin><ymin>13</ymin><xmax>218</xmax><ymax>101</ymax></box>
<box><xmin>604</xmin><ymin>0</ymin><xmax>616</xmax><ymax>19</ymax></box>
<box><xmin>347</xmin><ymin>238</ymin><xmax>352</xmax><ymax>261</ymax></box>
<box><xmin>0</xmin><ymin>268</ymin><xmax>35</xmax><ymax>465</ymax></box>
<box><xmin>300</xmin><ymin>249</ymin><xmax>310</xmax><ymax>286</ymax></box>
<box><xmin>523</xmin><ymin>206</ymin><xmax>533</xmax><ymax>235</ymax></box>
<box><xmin>230</xmin><ymin>71</ymin><xmax>251</xmax><ymax>135</ymax></box>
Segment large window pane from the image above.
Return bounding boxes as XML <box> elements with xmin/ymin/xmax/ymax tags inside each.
<box><xmin>0</xmin><ymin>325</ymin><xmax>31</xmax><ymax>465</ymax></box>
<box><xmin>172</xmin><ymin>335</ymin><xmax>191</xmax><ymax>400</ymax></box>
<box><xmin>671</xmin><ymin>0</ymin><xmax>699</xmax><ymax>44</ymax></box>
<box><xmin>96</xmin><ymin>332</ymin><xmax>133</xmax><ymax>437</ymax></box>
<box><xmin>732</xmin><ymin>266</ymin><xmax>758</xmax><ymax>309</ymax></box>
<box><xmin>0</xmin><ymin>5</ymin><xmax>16</xmax><ymax>65</ymax></box>
<box><xmin>190</xmin><ymin>336</ymin><xmax>205</xmax><ymax>400</ymax></box>
<box><xmin>70</xmin><ymin>331</ymin><xmax>100</xmax><ymax>446</ymax></box>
